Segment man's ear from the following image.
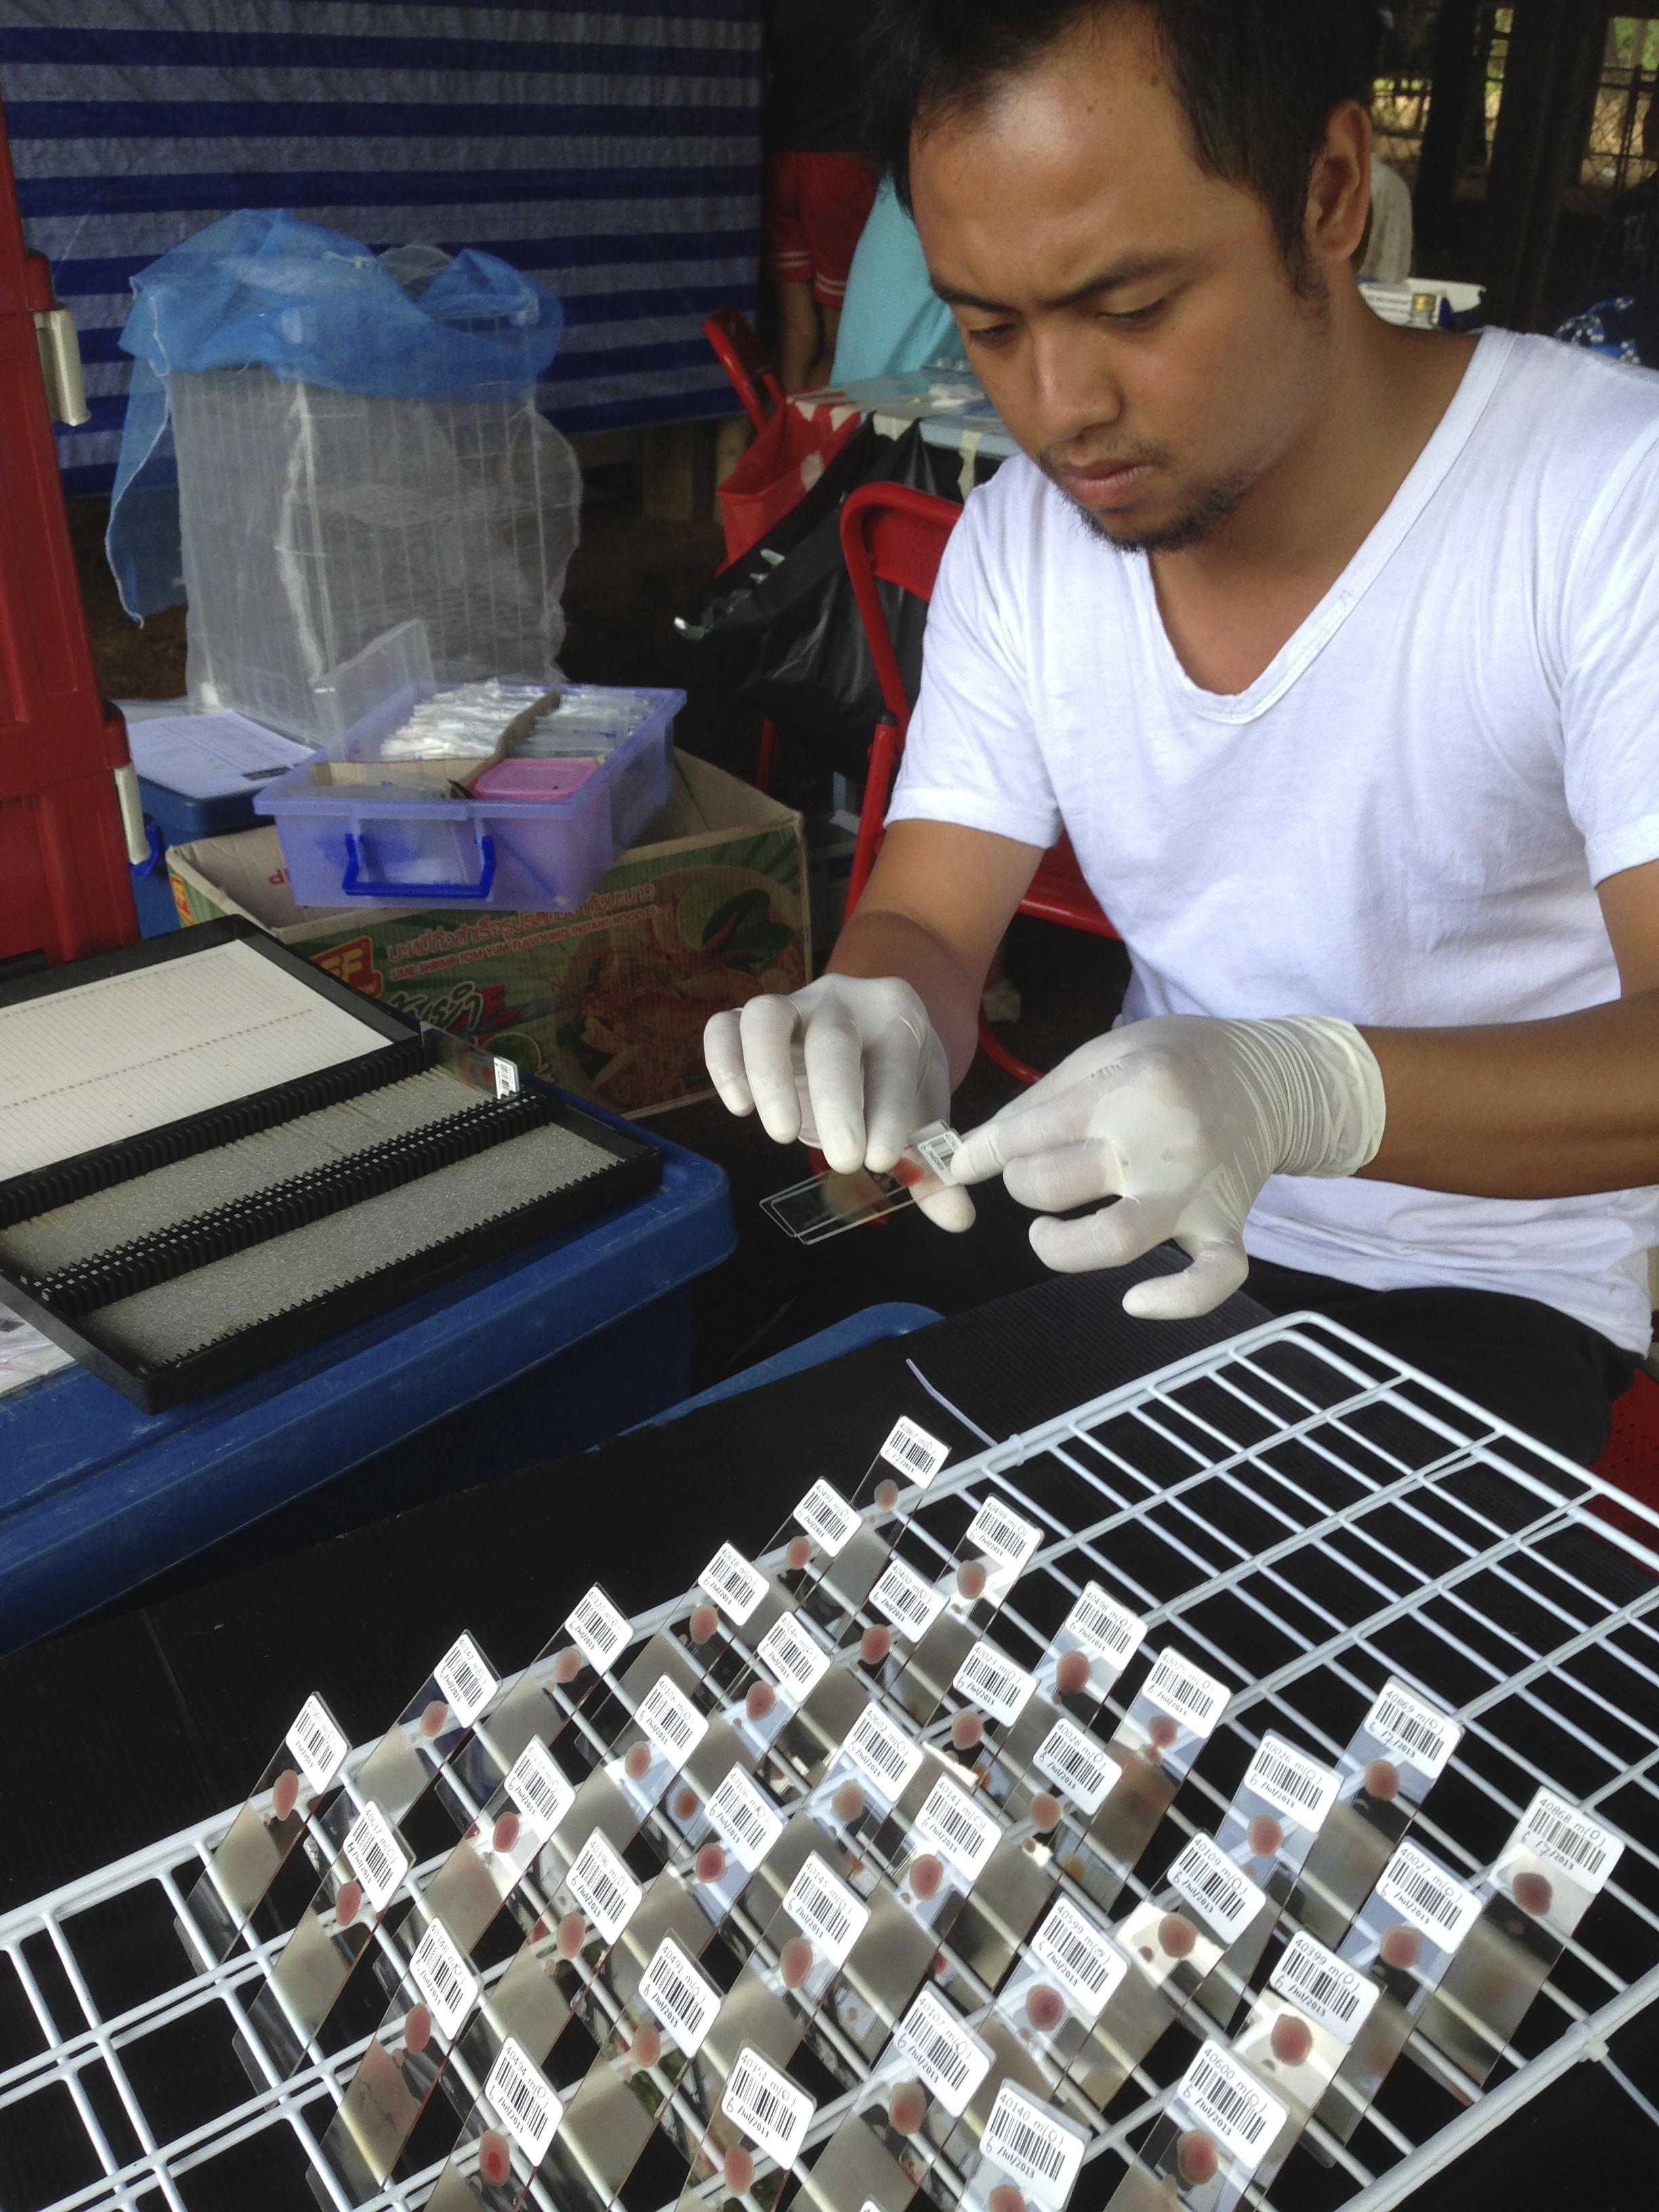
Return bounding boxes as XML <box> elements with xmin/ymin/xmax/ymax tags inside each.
<box><xmin>1308</xmin><ymin>98</ymin><xmax>1373</xmax><ymax>270</ymax></box>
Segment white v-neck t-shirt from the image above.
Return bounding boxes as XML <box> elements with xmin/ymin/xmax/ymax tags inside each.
<box><xmin>890</xmin><ymin>328</ymin><xmax>1659</xmax><ymax>1351</ymax></box>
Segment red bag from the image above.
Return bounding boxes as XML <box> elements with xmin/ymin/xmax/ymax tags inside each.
<box><xmin>717</xmin><ymin>401</ymin><xmax>859</xmax><ymax>563</ymax></box>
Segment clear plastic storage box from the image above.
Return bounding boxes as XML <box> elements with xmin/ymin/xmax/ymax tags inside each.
<box><xmin>253</xmin><ymin>685</ymin><xmax>682</xmax><ymax>912</ymax></box>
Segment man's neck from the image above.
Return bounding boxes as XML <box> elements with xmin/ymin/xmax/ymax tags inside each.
<box><xmin>1148</xmin><ymin>307</ymin><xmax>1479</xmax><ymax>696</ymax></box>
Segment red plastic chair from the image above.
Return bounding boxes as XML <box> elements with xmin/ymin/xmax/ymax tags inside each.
<box><xmin>702</xmin><ymin>308</ymin><xmax>786</xmax><ymax>789</ymax></box>
<box><xmin>837</xmin><ymin>480</ymin><xmax>1119</xmax><ymax>1084</ymax></box>
<box><xmin>1595</xmin><ymin>1366</ymin><xmax>1659</xmax><ymax>1513</ymax></box>
<box><xmin>701</xmin><ymin>307</ymin><xmax>785</xmax><ymax>436</ymax></box>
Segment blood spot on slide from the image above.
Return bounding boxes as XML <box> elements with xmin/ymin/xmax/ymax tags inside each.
<box><xmin>335</xmin><ymin>1881</ymin><xmax>362</xmax><ymax>1927</ymax></box>
<box><xmin>781</xmin><ymin>1935</ymin><xmax>814</xmax><ymax>1988</ymax></box>
<box><xmin>951</xmin><ymin>1711</ymin><xmax>983</xmax><ymax>1752</ymax></box>
<box><xmin>910</xmin><ymin>1854</ymin><xmax>945</xmax><ymax>1900</ymax></box>
<box><xmin>890</xmin><ymin>2083</ymin><xmax>926</xmax><ymax>2133</ymax></box>
<box><xmin>1380</xmin><ymin>1923</ymin><xmax>1422</xmax><ymax>1971</ymax></box>
<box><xmin>958</xmin><ymin>1563</ymin><xmax>987</xmax><ymax>1600</ymax></box>
<box><xmin>989</xmin><ymin>2188</ymin><xmax>1025</xmax><ymax>2212</ymax></box>
<box><xmin>875</xmin><ymin>1479</ymin><xmax>900</xmax><ymax>1511</ymax></box>
<box><xmin>272</xmin><ymin>1770</ymin><xmax>301</xmax><ymax>1822</ymax></box>
<box><xmin>633</xmin><ymin>2024</ymin><xmax>662</xmax><ymax>2069</ymax></box>
<box><xmin>833</xmin><ymin>1781</ymin><xmax>866</xmax><ymax>1824</ymax></box>
<box><xmin>861</xmin><ymin>1626</ymin><xmax>892</xmax><ymax>1665</ymax></box>
<box><xmin>1055</xmin><ymin>1650</ymin><xmax>1092</xmax><ymax>1697</ymax></box>
<box><xmin>478</xmin><ymin>2131</ymin><xmax>512</xmax><ymax>2186</ymax></box>
<box><xmin>691</xmin><ymin>1604</ymin><xmax>720</xmax><ymax>1645</ymax></box>
<box><xmin>554</xmin><ymin>1647</ymin><xmax>583</xmax><ymax>1684</ymax></box>
<box><xmin>1030</xmin><ymin>1793</ymin><xmax>1062</xmax><ymax>1832</ymax></box>
<box><xmin>787</xmin><ymin>1538</ymin><xmax>813</xmax><ymax>1571</ymax></box>
<box><xmin>696</xmin><ymin>1843</ymin><xmax>728</xmax><ymax>1885</ymax></box>
<box><xmin>1248</xmin><ymin>1814</ymin><xmax>1285</xmax><ymax>1860</ymax></box>
<box><xmin>724</xmin><ymin>2144</ymin><xmax>755</xmax><ymax>2196</ymax></box>
<box><xmin>1271</xmin><ymin>2013</ymin><xmax>1313</xmax><ymax>2068</ymax></box>
<box><xmin>419</xmin><ymin>1700</ymin><xmax>449</xmax><ymax>1739</ymax></box>
<box><xmin>1025</xmin><ymin>1984</ymin><xmax>1066</xmax><ymax>2033</ymax></box>
<box><xmin>557</xmin><ymin>1912</ymin><xmax>587</xmax><ymax>1958</ymax></box>
<box><xmin>675</xmin><ymin>1788</ymin><xmax>699</xmax><ymax>1822</ymax></box>
<box><xmin>625</xmin><ymin>1740</ymin><xmax>653</xmax><ymax>1780</ymax></box>
<box><xmin>405</xmin><ymin>2004</ymin><xmax>432</xmax><ymax>2055</ymax></box>
<box><xmin>1511</xmin><ymin>1870</ymin><xmax>1554</xmax><ymax>1919</ymax></box>
<box><xmin>1177</xmin><ymin>2129</ymin><xmax>1218</xmax><ymax>2185</ymax></box>
<box><xmin>1159</xmin><ymin>1913</ymin><xmax>1197</xmax><ymax>1959</ymax></box>
<box><xmin>1364</xmin><ymin>1758</ymin><xmax>1400</xmax><ymax>1801</ymax></box>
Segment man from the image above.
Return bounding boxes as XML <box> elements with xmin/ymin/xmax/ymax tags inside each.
<box><xmin>706</xmin><ymin>0</ymin><xmax>1659</xmax><ymax>1463</ymax></box>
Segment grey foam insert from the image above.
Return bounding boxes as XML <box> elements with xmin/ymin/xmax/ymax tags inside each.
<box><xmin>0</xmin><ymin>1066</ymin><xmax>480</xmax><ymax>1278</ymax></box>
<box><xmin>84</xmin><ymin>1118</ymin><xmax>617</xmax><ymax>1367</ymax></box>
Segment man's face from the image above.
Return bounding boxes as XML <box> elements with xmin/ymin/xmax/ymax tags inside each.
<box><xmin>909</xmin><ymin>11</ymin><xmax>1339</xmax><ymax>554</ymax></box>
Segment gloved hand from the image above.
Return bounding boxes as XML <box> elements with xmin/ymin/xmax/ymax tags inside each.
<box><xmin>704</xmin><ymin>976</ymin><xmax>975</xmax><ymax>1230</ymax></box>
<box><xmin>950</xmin><ymin>1015</ymin><xmax>1385</xmax><ymax>1318</ymax></box>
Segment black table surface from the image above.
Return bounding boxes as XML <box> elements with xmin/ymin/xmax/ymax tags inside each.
<box><xmin>2</xmin><ymin>1266</ymin><xmax>1651</xmax><ymax>2209</ymax></box>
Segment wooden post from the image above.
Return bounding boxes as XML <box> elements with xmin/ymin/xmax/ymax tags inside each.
<box><xmin>1480</xmin><ymin>0</ymin><xmax>1610</xmax><ymax>329</ymax></box>
<box><xmin>640</xmin><ymin>419</ymin><xmax>719</xmax><ymax>523</ymax></box>
<box><xmin>1413</xmin><ymin>0</ymin><xmax>1485</xmax><ymax>253</ymax></box>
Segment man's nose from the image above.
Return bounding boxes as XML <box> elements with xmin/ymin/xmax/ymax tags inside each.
<box><xmin>1026</xmin><ymin>323</ymin><xmax>1124</xmax><ymax>447</ymax></box>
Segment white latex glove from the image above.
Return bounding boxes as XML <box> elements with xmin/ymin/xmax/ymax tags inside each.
<box><xmin>704</xmin><ymin>976</ymin><xmax>975</xmax><ymax>1230</ymax></box>
<box><xmin>950</xmin><ymin>1015</ymin><xmax>1385</xmax><ymax>1318</ymax></box>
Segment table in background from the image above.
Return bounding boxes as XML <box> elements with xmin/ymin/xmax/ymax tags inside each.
<box><xmin>792</xmin><ymin>368</ymin><xmax>1021</xmax><ymax>492</ymax></box>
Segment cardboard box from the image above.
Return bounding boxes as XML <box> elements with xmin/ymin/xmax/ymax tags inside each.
<box><xmin>167</xmin><ymin>753</ymin><xmax>808</xmax><ymax>1117</ymax></box>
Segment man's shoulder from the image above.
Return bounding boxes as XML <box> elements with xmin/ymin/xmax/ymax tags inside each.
<box><xmin>1483</xmin><ymin>329</ymin><xmax>1659</xmax><ymax>470</ymax></box>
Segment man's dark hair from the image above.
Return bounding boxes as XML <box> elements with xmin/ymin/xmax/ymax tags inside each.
<box><xmin>865</xmin><ymin>0</ymin><xmax>1383</xmax><ymax>279</ymax></box>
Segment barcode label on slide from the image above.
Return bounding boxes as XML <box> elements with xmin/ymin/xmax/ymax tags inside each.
<box><xmin>979</xmin><ymin>2083</ymin><xmax>1085</xmax><ymax>2212</ymax></box>
<box><xmin>1516</xmin><ymin>1787</ymin><xmax>1622</xmax><ymax>1894</ymax></box>
<box><xmin>1375</xmin><ymin>1841</ymin><xmax>1482</xmax><ymax>1954</ymax></box>
<box><xmin>409</xmin><ymin>1917</ymin><xmax>478</xmax><ymax>2043</ymax></box>
<box><xmin>1061</xmin><ymin>1586</ymin><xmax>1147</xmax><ymax>1673</ymax></box>
<box><xmin>1033</xmin><ymin>1715</ymin><xmax>1122</xmax><ymax>1816</ymax></box>
<box><xmin>708</xmin><ymin>1765</ymin><xmax>785</xmax><ymax>1867</ymax></box>
<box><xmin>869</xmin><ymin>1557</ymin><xmax>946</xmax><ymax>1639</ymax></box>
<box><xmin>701</xmin><ymin>1543</ymin><xmax>767</xmax><ymax>1624</ymax></box>
<box><xmin>964</xmin><ymin>1497</ymin><xmax>1042</xmax><ymax>1573</ymax></box>
<box><xmin>637</xmin><ymin>1675</ymin><xmax>709</xmax><ymax>1771</ymax></box>
<box><xmin>1269</xmin><ymin>1930</ymin><xmax>1377</xmax><ymax>2044</ymax></box>
<box><xmin>782</xmin><ymin>1854</ymin><xmax>869</xmax><ymax>1969</ymax></box>
<box><xmin>893</xmin><ymin>1987</ymin><xmax>993</xmax><ymax>2117</ymax></box>
<box><xmin>721</xmin><ymin>2045</ymin><xmax>814</xmax><ymax>2167</ymax></box>
<box><xmin>879</xmin><ymin>1418</ymin><xmax>950</xmax><ymax>1486</ymax></box>
<box><xmin>795</xmin><ymin>1480</ymin><xmax>861</xmax><ymax>1555</ymax></box>
<box><xmin>434</xmin><ymin>1633</ymin><xmax>497</xmax><ymax>1729</ymax></box>
<box><xmin>484</xmin><ymin>2036</ymin><xmax>562</xmax><ymax>2163</ymax></box>
<box><xmin>1168</xmin><ymin>1832</ymin><xmax>1265</xmax><ymax>1945</ymax></box>
<box><xmin>506</xmin><ymin>1738</ymin><xmax>574</xmax><ymax>1839</ymax></box>
<box><xmin>1176</xmin><ymin>2043</ymin><xmax>1287</xmax><ymax>2169</ymax></box>
<box><xmin>566</xmin><ymin>1585</ymin><xmax>630</xmax><ymax>1673</ymax></box>
<box><xmin>1143</xmin><ymin>1647</ymin><xmax>1230</xmax><ymax>1737</ymax></box>
<box><xmin>914</xmin><ymin>1775</ymin><xmax>1000</xmax><ymax>1881</ymax></box>
<box><xmin>842</xmin><ymin>1702</ymin><xmax>925</xmax><ymax>1798</ymax></box>
<box><xmin>1364</xmin><ymin>1679</ymin><xmax>1460</xmax><ymax>1780</ymax></box>
<box><xmin>1029</xmin><ymin>1894</ymin><xmax>1130</xmax><ymax>2021</ymax></box>
<box><xmin>1244</xmin><ymin>1735</ymin><xmax>1340</xmax><ymax>1832</ymax></box>
<box><xmin>567</xmin><ymin>1830</ymin><xmax>642</xmax><ymax>1945</ymax></box>
<box><xmin>344</xmin><ymin>1803</ymin><xmax>409</xmax><ymax>1914</ymax></box>
<box><xmin>639</xmin><ymin>1935</ymin><xmax>722</xmax><ymax>2057</ymax></box>
<box><xmin>286</xmin><ymin>1695</ymin><xmax>347</xmax><ymax>1799</ymax></box>
<box><xmin>954</xmin><ymin>1639</ymin><xmax>1037</xmax><ymax>1725</ymax></box>
<box><xmin>758</xmin><ymin>1612</ymin><xmax>833</xmax><ymax>1702</ymax></box>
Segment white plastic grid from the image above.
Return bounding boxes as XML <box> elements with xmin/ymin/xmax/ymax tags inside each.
<box><xmin>2</xmin><ymin>1310</ymin><xmax>1656</xmax><ymax>2212</ymax></box>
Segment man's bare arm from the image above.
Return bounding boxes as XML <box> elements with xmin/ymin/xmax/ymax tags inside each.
<box><xmin>1360</xmin><ymin>857</ymin><xmax>1659</xmax><ymax>1195</ymax></box>
<box><xmin>827</xmin><ymin>819</ymin><xmax>1044</xmax><ymax>1086</ymax></box>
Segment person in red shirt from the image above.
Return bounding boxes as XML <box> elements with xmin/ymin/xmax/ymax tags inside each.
<box><xmin>764</xmin><ymin>0</ymin><xmax>880</xmax><ymax>389</ymax></box>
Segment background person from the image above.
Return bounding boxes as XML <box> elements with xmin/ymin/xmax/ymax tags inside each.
<box><xmin>706</xmin><ymin>0</ymin><xmax>1659</xmax><ymax>1464</ymax></box>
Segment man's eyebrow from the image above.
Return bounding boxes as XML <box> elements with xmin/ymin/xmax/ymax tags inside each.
<box><xmin>933</xmin><ymin>253</ymin><xmax>1182</xmax><ymax>313</ymax></box>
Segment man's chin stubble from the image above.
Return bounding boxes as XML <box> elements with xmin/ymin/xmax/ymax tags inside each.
<box><xmin>1057</xmin><ymin>472</ymin><xmax>1252</xmax><ymax>556</ymax></box>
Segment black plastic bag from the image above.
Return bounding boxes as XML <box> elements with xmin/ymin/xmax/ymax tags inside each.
<box><xmin>678</xmin><ymin>422</ymin><xmax>977</xmax><ymax>781</ymax></box>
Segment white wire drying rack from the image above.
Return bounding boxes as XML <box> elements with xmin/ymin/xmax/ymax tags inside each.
<box><xmin>3</xmin><ymin>1311</ymin><xmax>1656</xmax><ymax>2212</ymax></box>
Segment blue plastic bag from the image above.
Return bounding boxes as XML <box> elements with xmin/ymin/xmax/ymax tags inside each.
<box><xmin>108</xmin><ymin>210</ymin><xmax>565</xmax><ymax>619</ymax></box>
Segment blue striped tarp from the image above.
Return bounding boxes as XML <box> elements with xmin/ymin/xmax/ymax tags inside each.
<box><xmin>1</xmin><ymin>1</ymin><xmax>762</xmax><ymax>494</ymax></box>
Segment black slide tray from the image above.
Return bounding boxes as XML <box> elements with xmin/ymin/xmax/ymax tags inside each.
<box><xmin>0</xmin><ymin>920</ymin><xmax>662</xmax><ymax>1410</ymax></box>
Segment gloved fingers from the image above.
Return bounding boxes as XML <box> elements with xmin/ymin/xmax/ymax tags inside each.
<box><xmin>861</xmin><ymin>1015</ymin><xmax>926</xmax><ymax>1173</ymax></box>
<box><xmin>1121</xmin><ymin>1237</ymin><xmax>1248</xmax><ymax>1321</ymax></box>
<box><xmin>800</xmin><ymin>998</ymin><xmax>869</xmax><ymax>1174</ymax></box>
<box><xmin>951</xmin><ymin>1082</ymin><xmax>1105</xmax><ymax>1185</ymax></box>
<box><xmin>912</xmin><ymin>1176</ymin><xmax>977</xmax><ymax>1233</ymax></box>
<box><xmin>737</xmin><ymin>993</ymin><xmax>806</xmax><ymax>1145</ymax></box>
<box><xmin>1001</xmin><ymin>1139</ymin><xmax>1121</xmax><ymax>1214</ymax></box>
<box><xmin>702</xmin><ymin>1010</ymin><xmax>754</xmax><ymax>1117</ymax></box>
<box><xmin>1027</xmin><ymin>1191</ymin><xmax>1179</xmax><ymax>1275</ymax></box>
